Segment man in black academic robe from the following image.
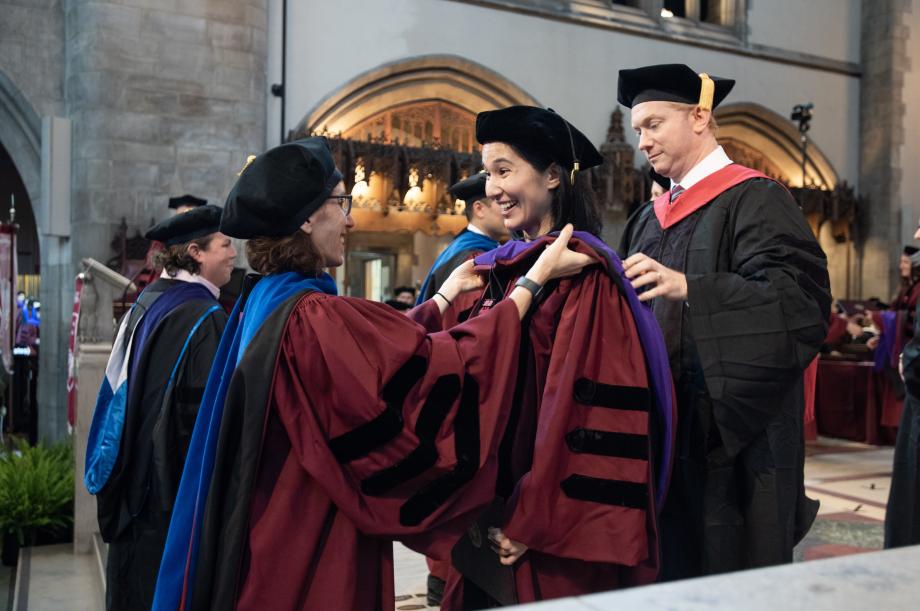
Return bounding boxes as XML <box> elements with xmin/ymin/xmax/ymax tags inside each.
<box><xmin>416</xmin><ymin>173</ymin><xmax>506</xmax><ymax>327</ymax></box>
<box><xmin>885</xmin><ymin>225</ymin><xmax>920</xmax><ymax>548</ymax></box>
<box><xmin>617</xmin><ymin>64</ymin><xmax>831</xmax><ymax>579</ymax></box>
<box><xmin>85</xmin><ymin>205</ymin><xmax>235</xmax><ymax>610</ymax></box>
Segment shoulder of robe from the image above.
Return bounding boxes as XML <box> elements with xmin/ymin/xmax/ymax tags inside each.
<box><xmin>292</xmin><ymin>292</ymin><xmax>415</xmax><ymax>326</ymax></box>
<box><xmin>620</xmin><ymin>200</ymin><xmax>656</xmax><ymax>253</ymax></box>
<box><xmin>726</xmin><ymin>177</ymin><xmax>797</xmax><ymax>209</ymax></box>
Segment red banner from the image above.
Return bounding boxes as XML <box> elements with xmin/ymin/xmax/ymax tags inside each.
<box><xmin>67</xmin><ymin>274</ymin><xmax>84</xmax><ymax>427</ymax></box>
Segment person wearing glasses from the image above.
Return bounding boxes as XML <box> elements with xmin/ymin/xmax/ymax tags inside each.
<box><xmin>152</xmin><ymin>137</ymin><xmax>594</xmax><ymax>611</ymax></box>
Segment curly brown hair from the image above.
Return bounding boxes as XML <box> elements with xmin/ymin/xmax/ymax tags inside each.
<box><xmin>245</xmin><ymin>230</ymin><xmax>324</xmax><ymax>275</ymax></box>
<box><xmin>154</xmin><ymin>235</ymin><xmax>216</xmax><ymax>275</ymax></box>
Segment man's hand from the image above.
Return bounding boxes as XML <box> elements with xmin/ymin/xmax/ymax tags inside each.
<box><xmin>488</xmin><ymin>528</ymin><xmax>528</xmax><ymax>566</ymax></box>
<box><xmin>623</xmin><ymin>252</ymin><xmax>688</xmax><ymax>302</ymax></box>
<box><xmin>845</xmin><ymin>319</ymin><xmax>864</xmax><ymax>338</ymax></box>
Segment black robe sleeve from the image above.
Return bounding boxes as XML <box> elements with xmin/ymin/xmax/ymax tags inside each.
<box><xmin>152</xmin><ymin>306</ymin><xmax>228</xmax><ymax>512</ymax></box>
<box><xmin>618</xmin><ymin>200</ymin><xmax>655</xmax><ymax>258</ymax></box>
<box><xmin>685</xmin><ymin>180</ymin><xmax>831</xmax><ymax>456</ymax></box>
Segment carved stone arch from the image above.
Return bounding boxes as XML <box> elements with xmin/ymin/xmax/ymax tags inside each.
<box><xmin>294</xmin><ymin>54</ymin><xmax>540</xmax><ymax>137</ymax></box>
<box><xmin>0</xmin><ymin>69</ymin><xmax>42</xmax><ymax>217</ymax></box>
<box><xmin>715</xmin><ymin>102</ymin><xmax>839</xmax><ymax>189</ymax></box>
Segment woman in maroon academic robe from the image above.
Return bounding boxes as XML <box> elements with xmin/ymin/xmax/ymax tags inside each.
<box><xmin>170</xmin><ymin>137</ymin><xmax>595</xmax><ymax>611</ymax></box>
<box><xmin>872</xmin><ymin>246</ymin><xmax>920</xmax><ymax>434</ymax></box>
<box><xmin>437</xmin><ymin>107</ymin><xmax>675</xmax><ymax>609</ymax></box>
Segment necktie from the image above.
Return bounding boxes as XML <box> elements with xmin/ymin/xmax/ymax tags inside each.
<box><xmin>670</xmin><ymin>184</ymin><xmax>685</xmax><ymax>203</ymax></box>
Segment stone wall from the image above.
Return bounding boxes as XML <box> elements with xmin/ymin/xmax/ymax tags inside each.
<box><xmin>0</xmin><ymin>0</ymin><xmax>65</xmax><ymax>118</ymax></box>
<box><xmin>0</xmin><ymin>0</ymin><xmax>269</xmax><ymax>441</ymax></box>
<box><xmin>66</xmin><ymin>0</ymin><xmax>269</xmax><ymax>266</ymax></box>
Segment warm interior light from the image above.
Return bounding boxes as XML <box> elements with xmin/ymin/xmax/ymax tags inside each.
<box><xmin>351</xmin><ymin>162</ymin><xmax>369</xmax><ymax>200</ymax></box>
<box><xmin>403</xmin><ymin>167</ymin><xmax>422</xmax><ymax>205</ymax></box>
<box><xmin>661</xmin><ymin>8</ymin><xmax>674</xmax><ymax>17</ymax></box>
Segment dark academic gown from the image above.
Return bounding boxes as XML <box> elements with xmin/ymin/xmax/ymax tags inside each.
<box><xmin>418</xmin><ymin>228</ymin><xmax>499</xmax><ymax>327</ymax></box>
<box><xmin>885</xmin><ymin>296</ymin><xmax>920</xmax><ymax>547</ymax></box>
<box><xmin>188</xmin><ymin>288</ymin><xmax>525</xmax><ymax>611</ymax></box>
<box><xmin>440</xmin><ymin>234</ymin><xmax>675</xmax><ymax>609</ymax></box>
<box><xmin>619</xmin><ymin>164</ymin><xmax>831</xmax><ymax>580</ymax></box>
<box><xmin>99</xmin><ymin>279</ymin><xmax>227</xmax><ymax>611</ymax></box>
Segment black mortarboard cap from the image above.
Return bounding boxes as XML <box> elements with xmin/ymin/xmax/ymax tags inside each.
<box><xmin>649</xmin><ymin>167</ymin><xmax>670</xmax><ymax>191</ymax></box>
<box><xmin>448</xmin><ymin>173</ymin><xmax>488</xmax><ymax>202</ymax></box>
<box><xmin>221</xmin><ymin>137</ymin><xmax>343</xmax><ymax>239</ymax></box>
<box><xmin>617</xmin><ymin>64</ymin><xmax>735</xmax><ymax>110</ymax></box>
<box><xmin>145</xmin><ymin>204</ymin><xmax>223</xmax><ymax>246</ymax></box>
<box><xmin>476</xmin><ymin>106</ymin><xmax>603</xmax><ymax>182</ymax></box>
<box><xmin>168</xmin><ymin>194</ymin><xmax>207</xmax><ymax>210</ymax></box>
<box><xmin>904</xmin><ymin>245</ymin><xmax>919</xmax><ymax>256</ymax></box>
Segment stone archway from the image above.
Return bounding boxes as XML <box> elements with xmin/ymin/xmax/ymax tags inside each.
<box><xmin>0</xmin><ymin>69</ymin><xmax>70</xmax><ymax>442</ymax></box>
<box><xmin>291</xmin><ymin>56</ymin><xmax>539</xmax><ymax>296</ymax></box>
<box><xmin>294</xmin><ymin>54</ymin><xmax>540</xmax><ymax>137</ymax></box>
<box><xmin>715</xmin><ymin>102</ymin><xmax>838</xmax><ymax>189</ymax></box>
<box><xmin>715</xmin><ymin>101</ymin><xmax>856</xmax><ymax>296</ymax></box>
<box><xmin>0</xmin><ymin>70</ymin><xmax>41</xmax><ymax>209</ymax></box>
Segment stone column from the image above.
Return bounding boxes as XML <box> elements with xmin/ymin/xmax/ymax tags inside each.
<box><xmin>858</xmin><ymin>0</ymin><xmax>914</xmax><ymax>299</ymax></box>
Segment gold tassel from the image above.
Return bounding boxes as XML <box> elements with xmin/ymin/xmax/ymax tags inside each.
<box><xmin>698</xmin><ymin>73</ymin><xmax>714</xmax><ymax>111</ymax></box>
<box><xmin>569</xmin><ymin>161</ymin><xmax>580</xmax><ymax>186</ymax></box>
<box><xmin>237</xmin><ymin>154</ymin><xmax>257</xmax><ymax>176</ymax></box>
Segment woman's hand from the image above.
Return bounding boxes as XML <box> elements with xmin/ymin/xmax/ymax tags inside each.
<box><xmin>488</xmin><ymin>528</ymin><xmax>528</xmax><ymax>566</ymax></box>
<box><xmin>433</xmin><ymin>260</ymin><xmax>485</xmax><ymax>314</ymax></box>
<box><xmin>525</xmin><ymin>224</ymin><xmax>595</xmax><ymax>285</ymax></box>
<box><xmin>443</xmin><ymin>259</ymin><xmax>485</xmax><ymax>295</ymax></box>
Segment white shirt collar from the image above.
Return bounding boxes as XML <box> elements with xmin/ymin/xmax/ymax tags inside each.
<box><xmin>466</xmin><ymin>223</ymin><xmax>487</xmax><ymax>237</ymax></box>
<box><xmin>160</xmin><ymin>268</ymin><xmax>221</xmax><ymax>299</ymax></box>
<box><xmin>672</xmin><ymin>145</ymin><xmax>733</xmax><ymax>190</ymax></box>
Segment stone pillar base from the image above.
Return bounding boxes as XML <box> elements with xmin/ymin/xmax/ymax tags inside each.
<box><xmin>73</xmin><ymin>342</ymin><xmax>112</xmax><ymax>555</ymax></box>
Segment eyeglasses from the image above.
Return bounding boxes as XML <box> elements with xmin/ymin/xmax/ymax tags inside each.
<box><xmin>330</xmin><ymin>194</ymin><xmax>353</xmax><ymax>216</ymax></box>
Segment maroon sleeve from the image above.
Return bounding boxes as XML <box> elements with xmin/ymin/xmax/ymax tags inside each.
<box><xmin>406</xmin><ymin>298</ymin><xmax>443</xmax><ymax>332</ymax></box>
<box><xmin>826</xmin><ymin>314</ymin><xmax>849</xmax><ymax>346</ymax></box>
<box><xmin>271</xmin><ymin>293</ymin><xmax>521</xmax><ymax>558</ymax></box>
<box><xmin>502</xmin><ymin>271</ymin><xmax>657</xmax><ymax>570</ymax></box>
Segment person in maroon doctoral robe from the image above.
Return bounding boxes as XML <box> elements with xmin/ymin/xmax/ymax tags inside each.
<box><xmin>434</xmin><ymin>106</ymin><xmax>675</xmax><ymax>609</ymax></box>
<box><xmin>164</xmin><ymin>136</ymin><xmax>594</xmax><ymax>611</ymax></box>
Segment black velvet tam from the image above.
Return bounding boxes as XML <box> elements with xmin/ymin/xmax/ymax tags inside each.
<box><xmin>146</xmin><ymin>204</ymin><xmax>223</xmax><ymax>246</ymax></box>
<box><xmin>475</xmin><ymin>106</ymin><xmax>603</xmax><ymax>171</ymax></box>
<box><xmin>221</xmin><ymin>137</ymin><xmax>343</xmax><ymax>239</ymax></box>
<box><xmin>617</xmin><ymin>63</ymin><xmax>734</xmax><ymax>109</ymax></box>
<box><xmin>168</xmin><ymin>194</ymin><xmax>207</xmax><ymax>210</ymax></box>
<box><xmin>448</xmin><ymin>173</ymin><xmax>488</xmax><ymax>202</ymax></box>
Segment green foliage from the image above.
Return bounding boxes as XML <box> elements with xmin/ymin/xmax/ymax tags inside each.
<box><xmin>0</xmin><ymin>440</ymin><xmax>74</xmax><ymax>546</ymax></box>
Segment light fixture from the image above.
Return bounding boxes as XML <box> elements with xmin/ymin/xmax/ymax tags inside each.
<box><xmin>403</xmin><ymin>168</ymin><xmax>422</xmax><ymax>206</ymax></box>
<box><xmin>351</xmin><ymin>162</ymin><xmax>369</xmax><ymax>200</ymax></box>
